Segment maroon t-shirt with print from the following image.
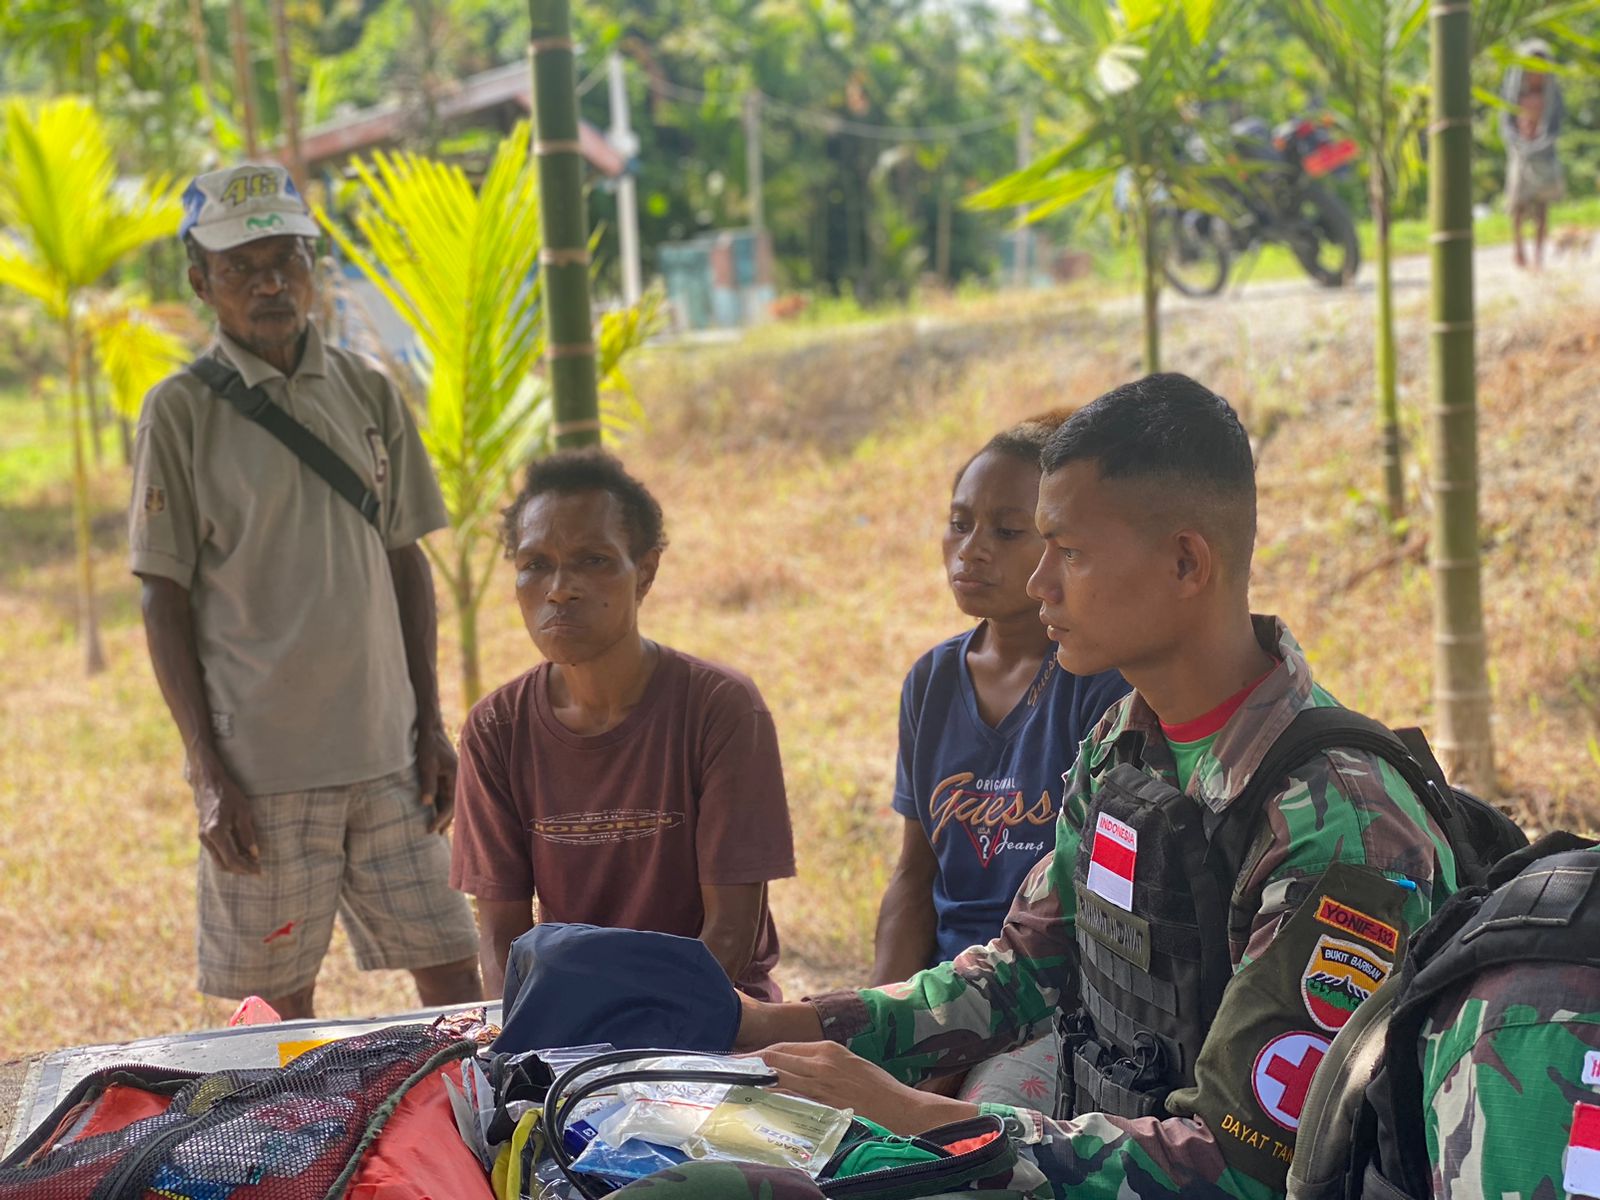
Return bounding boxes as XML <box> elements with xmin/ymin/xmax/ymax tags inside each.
<box><xmin>450</xmin><ymin>645</ymin><xmax>796</xmax><ymax>1001</ymax></box>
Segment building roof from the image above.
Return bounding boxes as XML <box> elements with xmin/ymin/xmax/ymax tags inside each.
<box><xmin>295</xmin><ymin>62</ymin><xmax>625</xmax><ymax>176</ymax></box>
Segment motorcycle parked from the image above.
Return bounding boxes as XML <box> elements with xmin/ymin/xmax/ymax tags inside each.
<box><xmin>1163</xmin><ymin>115</ymin><xmax>1361</xmax><ymax>297</ymax></box>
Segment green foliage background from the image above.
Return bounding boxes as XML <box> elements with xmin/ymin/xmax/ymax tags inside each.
<box><xmin>0</xmin><ymin>0</ymin><xmax>1596</xmax><ymax>306</ymax></box>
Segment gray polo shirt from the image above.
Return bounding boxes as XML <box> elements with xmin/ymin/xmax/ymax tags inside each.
<box><xmin>129</xmin><ymin>324</ymin><xmax>448</xmax><ymax>795</ymax></box>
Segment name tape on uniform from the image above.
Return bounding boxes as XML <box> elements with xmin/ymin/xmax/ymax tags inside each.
<box><xmin>1565</xmin><ymin>1100</ymin><xmax>1600</xmax><ymax>1199</ymax></box>
<box><xmin>1313</xmin><ymin>896</ymin><xmax>1399</xmax><ymax>954</ymax></box>
<box><xmin>1087</xmin><ymin>812</ymin><xmax>1138</xmax><ymax>912</ymax></box>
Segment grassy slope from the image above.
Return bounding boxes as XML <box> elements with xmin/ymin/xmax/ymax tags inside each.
<box><xmin>0</xmin><ymin>269</ymin><xmax>1597</xmax><ymax>1058</ymax></box>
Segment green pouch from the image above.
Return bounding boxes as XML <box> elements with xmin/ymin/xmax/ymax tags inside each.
<box><xmin>818</xmin><ymin>1114</ymin><xmax>1017</xmax><ymax>1199</ymax></box>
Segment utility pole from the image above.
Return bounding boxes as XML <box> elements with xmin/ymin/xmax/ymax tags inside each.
<box><xmin>744</xmin><ymin>88</ymin><xmax>765</xmax><ymax>232</ymax></box>
<box><xmin>1013</xmin><ymin>105</ymin><xmax>1032</xmax><ymax>288</ymax></box>
<box><xmin>228</xmin><ymin>0</ymin><xmax>261</xmax><ymax>156</ymax></box>
<box><xmin>528</xmin><ymin>0</ymin><xmax>600</xmax><ymax>448</ymax></box>
<box><xmin>608</xmin><ymin>51</ymin><xmax>642</xmax><ymax>307</ymax></box>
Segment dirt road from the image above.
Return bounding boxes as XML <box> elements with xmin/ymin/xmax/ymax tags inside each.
<box><xmin>1145</xmin><ymin>239</ymin><xmax>1600</xmax><ymax>345</ymax></box>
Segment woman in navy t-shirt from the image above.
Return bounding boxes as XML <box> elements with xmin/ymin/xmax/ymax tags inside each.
<box><xmin>870</xmin><ymin>414</ymin><xmax>1128</xmax><ymax>1109</ymax></box>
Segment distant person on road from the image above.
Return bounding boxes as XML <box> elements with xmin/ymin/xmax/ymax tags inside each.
<box><xmin>1501</xmin><ymin>39</ymin><xmax>1566</xmax><ymax>270</ymax></box>
<box><xmin>450</xmin><ymin>449</ymin><xmax>797</xmax><ymax>1001</ymax></box>
<box><xmin>129</xmin><ymin>163</ymin><xmax>481</xmax><ymax>1020</ymax></box>
<box><xmin>872</xmin><ymin>413</ymin><xmax>1127</xmax><ymax>1113</ymax></box>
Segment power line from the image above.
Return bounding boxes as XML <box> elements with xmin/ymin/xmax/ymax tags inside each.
<box><xmin>643</xmin><ymin>73</ymin><xmax>1015</xmax><ymax>142</ymax></box>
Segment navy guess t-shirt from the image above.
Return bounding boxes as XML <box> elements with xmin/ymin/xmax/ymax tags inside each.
<box><xmin>892</xmin><ymin>628</ymin><xmax>1129</xmax><ymax>964</ymax></box>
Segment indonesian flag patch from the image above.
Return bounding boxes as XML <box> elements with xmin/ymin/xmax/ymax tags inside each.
<box><xmin>1087</xmin><ymin>812</ymin><xmax>1138</xmax><ymax>911</ymax></box>
<box><xmin>1564</xmin><ymin>1100</ymin><xmax>1600</xmax><ymax>1198</ymax></box>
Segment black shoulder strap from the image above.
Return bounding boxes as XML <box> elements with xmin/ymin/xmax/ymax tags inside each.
<box><xmin>1486</xmin><ymin>829</ymin><xmax>1597</xmax><ymax>887</ymax></box>
<box><xmin>1206</xmin><ymin>706</ymin><xmax>1460</xmax><ymax>886</ymax></box>
<box><xmin>187</xmin><ymin>355</ymin><xmax>382</xmax><ymax>530</ymax></box>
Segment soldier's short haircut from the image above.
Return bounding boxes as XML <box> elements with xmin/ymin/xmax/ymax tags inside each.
<box><xmin>502</xmin><ymin>447</ymin><xmax>668</xmax><ymax>560</ymax></box>
<box><xmin>1041</xmin><ymin>373</ymin><xmax>1257</xmax><ymax>574</ymax></box>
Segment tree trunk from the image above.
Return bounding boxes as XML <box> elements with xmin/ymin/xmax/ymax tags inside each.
<box><xmin>1137</xmin><ymin>197</ymin><xmax>1161</xmax><ymax>373</ymax></box>
<box><xmin>83</xmin><ymin>342</ymin><xmax>105</xmax><ymax>465</ymax></box>
<box><xmin>64</xmin><ymin>316</ymin><xmax>107</xmax><ymax>675</ymax></box>
<box><xmin>228</xmin><ymin>0</ymin><xmax>261</xmax><ymax>156</ymax></box>
<box><xmin>843</xmin><ymin>168</ymin><xmax>862</xmax><ymax>295</ymax></box>
<box><xmin>270</xmin><ymin>0</ymin><xmax>305</xmax><ymax>190</ymax></box>
<box><xmin>406</xmin><ymin>0</ymin><xmax>444</xmax><ymax>154</ymax></box>
<box><xmin>1371</xmin><ymin>161</ymin><xmax>1405</xmax><ymax>526</ymax></box>
<box><xmin>811</xmin><ymin>187</ymin><xmax>827</xmax><ymax>288</ymax></box>
<box><xmin>189</xmin><ymin>0</ymin><xmax>218</xmax><ymax>132</ymax></box>
<box><xmin>1427</xmin><ymin>5</ymin><xmax>1494</xmax><ymax>795</ymax></box>
<box><xmin>528</xmin><ymin>0</ymin><xmax>600</xmax><ymax>449</ymax></box>
<box><xmin>454</xmin><ymin>546</ymin><xmax>482</xmax><ymax>707</ymax></box>
<box><xmin>935</xmin><ymin>176</ymin><xmax>952</xmax><ymax>284</ymax></box>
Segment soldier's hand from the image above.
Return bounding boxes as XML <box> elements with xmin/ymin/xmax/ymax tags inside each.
<box><xmin>192</xmin><ymin>756</ymin><xmax>261</xmax><ymax>876</ymax></box>
<box><xmin>416</xmin><ymin>721</ymin><xmax>458</xmax><ymax>834</ymax></box>
<box><xmin>758</xmin><ymin>1042</ymin><xmax>975</xmax><ymax>1135</ymax></box>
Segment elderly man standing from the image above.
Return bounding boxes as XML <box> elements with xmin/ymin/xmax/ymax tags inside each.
<box><xmin>129</xmin><ymin>163</ymin><xmax>481</xmax><ymax>1019</ymax></box>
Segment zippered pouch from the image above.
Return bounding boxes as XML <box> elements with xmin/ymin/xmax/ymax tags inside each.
<box><xmin>818</xmin><ymin>1114</ymin><xmax>1016</xmax><ymax>1199</ymax></box>
<box><xmin>541</xmin><ymin>1048</ymin><xmax>1018</xmax><ymax>1200</ymax></box>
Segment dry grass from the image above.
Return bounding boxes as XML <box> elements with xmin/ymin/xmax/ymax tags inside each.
<box><xmin>1</xmin><ymin>277</ymin><xmax>1596</xmax><ymax>1061</ymax></box>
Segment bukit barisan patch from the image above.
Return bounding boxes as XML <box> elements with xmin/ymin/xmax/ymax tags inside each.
<box><xmin>1300</xmin><ymin>934</ymin><xmax>1392</xmax><ymax>1032</ymax></box>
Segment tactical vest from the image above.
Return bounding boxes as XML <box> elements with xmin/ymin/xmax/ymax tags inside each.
<box><xmin>1063</xmin><ymin>707</ymin><xmax>1484</xmax><ymax>1123</ymax></box>
<box><xmin>1288</xmin><ymin>834</ymin><xmax>1600</xmax><ymax>1200</ymax></box>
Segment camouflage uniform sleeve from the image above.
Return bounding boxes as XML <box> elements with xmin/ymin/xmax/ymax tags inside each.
<box><xmin>1422</xmin><ymin>963</ymin><xmax>1600</xmax><ymax>1200</ymax></box>
<box><xmin>809</xmin><ymin>755</ymin><xmax>1089</xmax><ymax>1084</ymax></box>
<box><xmin>1234</xmin><ymin>749</ymin><xmax>1454</xmax><ymax>966</ymax></box>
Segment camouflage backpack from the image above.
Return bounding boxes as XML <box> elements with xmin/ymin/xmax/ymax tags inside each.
<box><xmin>1287</xmin><ymin>832</ymin><xmax>1600</xmax><ymax>1200</ymax></box>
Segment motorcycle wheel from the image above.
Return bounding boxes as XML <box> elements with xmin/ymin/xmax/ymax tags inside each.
<box><xmin>1162</xmin><ymin>210</ymin><xmax>1231</xmax><ymax>298</ymax></box>
<box><xmin>1291</xmin><ymin>182</ymin><xmax>1360</xmax><ymax>287</ymax></box>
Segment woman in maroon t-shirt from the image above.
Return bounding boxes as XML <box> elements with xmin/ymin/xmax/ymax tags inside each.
<box><xmin>449</xmin><ymin>450</ymin><xmax>796</xmax><ymax>1001</ymax></box>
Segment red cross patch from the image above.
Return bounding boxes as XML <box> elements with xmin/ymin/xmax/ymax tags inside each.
<box><xmin>1252</xmin><ymin>1031</ymin><xmax>1331</xmax><ymax>1131</ymax></box>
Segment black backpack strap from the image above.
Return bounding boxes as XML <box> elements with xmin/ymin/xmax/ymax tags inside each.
<box><xmin>187</xmin><ymin>355</ymin><xmax>383</xmax><ymax>530</ymax></box>
<box><xmin>1486</xmin><ymin>830</ymin><xmax>1598</xmax><ymax>888</ymax></box>
<box><xmin>1208</xmin><ymin>707</ymin><xmax>1461</xmax><ymax>887</ymax></box>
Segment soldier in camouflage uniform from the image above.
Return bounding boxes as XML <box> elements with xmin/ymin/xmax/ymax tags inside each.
<box><xmin>615</xmin><ymin>374</ymin><xmax>1457</xmax><ymax>1200</ymax></box>
<box><xmin>1420</xmin><ymin>847</ymin><xmax>1600</xmax><ymax>1200</ymax></box>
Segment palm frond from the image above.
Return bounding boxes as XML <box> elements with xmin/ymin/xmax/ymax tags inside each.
<box><xmin>0</xmin><ymin>98</ymin><xmax>181</xmax><ymax>311</ymax></box>
<box><xmin>320</xmin><ymin>122</ymin><xmax>652</xmax><ymax>544</ymax></box>
<box><xmin>83</xmin><ymin>294</ymin><xmax>194</xmax><ymax>420</ymax></box>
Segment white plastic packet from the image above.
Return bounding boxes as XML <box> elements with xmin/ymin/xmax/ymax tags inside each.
<box><xmin>593</xmin><ymin>1081</ymin><xmax>852</xmax><ymax>1176</ymax></box>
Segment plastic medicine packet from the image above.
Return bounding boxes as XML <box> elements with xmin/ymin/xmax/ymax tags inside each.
<box><xmin>557</xmin><ymin>1051</ymin><xmax>768</xmax><ymax>1158</ymax></box>
<box><xmin>595</xmin><ymin>1082</ymin><xmax>852</xmax><ymax>1177</ymax></box>
<box><xmin>690</xmin><ymin>1086</ymin><xmax>852</xmax><ymax>1173</ymax></box>
<box><xmin>569</xmin><ymin>1133</ymin><xmax>689</xmax><ymax>1184</ymax></box>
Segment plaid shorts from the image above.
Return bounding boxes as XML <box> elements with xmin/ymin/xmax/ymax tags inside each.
<box><xmin>196</xmin><ymin>767</ymin><xmax>479</xmax><ymax>999</ymax></box>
